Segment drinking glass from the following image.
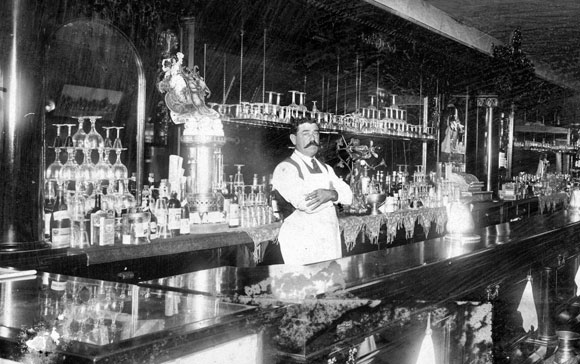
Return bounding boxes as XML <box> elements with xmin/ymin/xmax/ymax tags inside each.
<box><xmin>76</xmin><ymin>149</ymin><xmax>95</xmax><ymax>184</ymax></box>
<box><xmin>72</xmin><ymin>117</ymin><xmax>87</xmax><ymax>148</ymax></box>
<box><xmin>46</xmin><ymin>147</ymin><xmax>63</xmax><ymax>182</ymax></box>
<box><xmin>95</xmin><ymin>149</ymin><xmax>113</xmax><ymax>183</ymax></box>
<box><xmin>85</xmin><ymin>116</ymin><xmax>104</xmax><ymax>149</ymax></box>
<box><xmin>60</xmin><ymin>147</ymin><xmax>79</xmax><ymax>188</ymax></box>
<box><xmin>112</xmin><ymin>126</ymin><xmax>124</xmax><ymax>150</ymax></box>
<box><xmin>288</xmin><ymin>90</ymin><xmax>299</xmax><ymax>109</ymax></box>
<box><xmin>52</xmin><ymin>124</ymin><xmax>64</xmax><ymax>149</ymax></box>
<box><xmin>63</xmin><ymin>123</ymin><xmax>76</xmax><ymax>148</ymax></box>
<box><xmin>112</xmin><ymin>149</ymin><xmax>128</xmax><ymax>180</ymax></box>
<box><xmin>103</xmin><ymin>127</ymin><xmax>114</xmax><ymax>149</ymax></box>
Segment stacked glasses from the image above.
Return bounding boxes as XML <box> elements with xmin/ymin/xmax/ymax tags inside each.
<box><xmin>45</xmin><ymin>116</ymin><xmax>136</xmax><ymax>248</ymax></box>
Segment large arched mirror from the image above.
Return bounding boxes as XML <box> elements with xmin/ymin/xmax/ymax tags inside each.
<box><xmin>43</xmin><ymin>19</ymin><xmax>145</xmax><ymax>221</ymax></box>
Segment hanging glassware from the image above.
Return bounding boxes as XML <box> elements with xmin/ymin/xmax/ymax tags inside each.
<box><xmin>84</xmin><ymin>116</ymin><xmax>104</xmax><ymax>149</ymax></box>
<box><xmin>72</xmin><ymin>116</ymin><xmax>88</xmax><ymax>149</ymax></box>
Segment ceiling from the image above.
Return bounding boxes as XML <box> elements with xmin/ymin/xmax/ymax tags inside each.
<box><xmin>370</xmin><ymin>0</ymin><xmax>580</xmax><ymax>94</ymax></box>
<box><xmin>180</xmin><ymin>0</ymin><xmax>580</xmax><ymax>123</ymax></box>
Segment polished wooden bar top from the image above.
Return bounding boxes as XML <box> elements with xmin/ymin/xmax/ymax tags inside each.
<box><xmin>141</xmin><ymin>209</ymin><xmax>580</xmax><ymax>302</ymax></box>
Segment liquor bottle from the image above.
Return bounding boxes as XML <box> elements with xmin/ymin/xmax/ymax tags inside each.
<box><xmin>89</xmin><ymin>192</ymin><xmax>103</xmax><ymax>245</ymax></box>
<box><xmin>167</xmin><ymin>192</ymin><xmax>181</xmax><ymax>237</ymax></box>
<box><xmin>50</xmin><ymin>187</ymin><xmax>71</xmax><ymax>248</ymax></box>
<box><xmin>179</xmin><ymin>203</ymin><xmax>190</xmax><ymax>235</ymax></box>
<box><xmin>228</xmin><ymin>193</ymin><xmax>240</xmax><ymax>227</ymax></box>
<box><xmin>44</xmin><ymin>182</ymin><xmax>57</xmax><ymax>241</ymax></box>
<box><xmin>154</xmin><ymin>189</ymin><xmax>169</xmax><ymax>238</ymax></box>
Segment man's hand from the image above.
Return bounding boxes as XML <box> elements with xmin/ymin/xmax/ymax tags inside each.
<box><xmin>305</xmin><ymin>189</ymin><xmax>338</xmax><ymax>211</ymax></box>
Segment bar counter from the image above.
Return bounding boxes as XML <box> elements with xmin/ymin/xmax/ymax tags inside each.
<box><xmin>0</xmin><ymin>206</ymin><xmax>577</xmax><ymax>363</ymax></box>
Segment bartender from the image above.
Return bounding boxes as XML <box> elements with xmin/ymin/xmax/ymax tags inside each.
<box><xmin>272</xmin><ymin>117</ymin><xmax>353</xmax><ymax>265</ymax></box>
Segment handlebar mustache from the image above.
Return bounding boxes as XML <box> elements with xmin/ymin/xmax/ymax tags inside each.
<box><xmin>305</xmin><ymin>141</ymin><xmax>319</xmax><ymax>148</ymax></box>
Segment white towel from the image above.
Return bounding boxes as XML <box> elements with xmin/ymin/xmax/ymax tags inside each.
<box><xmin>517</xmin><ymin>278</ymin><xmax>538</xmax><ymax>332</ymax></box>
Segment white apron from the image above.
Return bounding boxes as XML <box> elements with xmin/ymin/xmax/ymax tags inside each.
<box><xmin>278</xmin><ymin>158</ymin><xmax>342</xmax><ymax>265</ymax></box>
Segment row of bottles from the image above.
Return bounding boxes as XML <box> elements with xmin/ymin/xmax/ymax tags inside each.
<box><xmin>221</xmin><ymin>166</ymin><xmax>279</xmax><ymax>228</ymax></box>
<box><xmin>45</xmin><ymin>179</ymin><xmax>140</xmax><ymax>248</ymax></box>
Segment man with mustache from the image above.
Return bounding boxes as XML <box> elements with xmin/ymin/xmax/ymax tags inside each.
<box><xmin>272</xmin><ymin>118</ymin><xmax>353</xmax><ymax>265</ymax></box>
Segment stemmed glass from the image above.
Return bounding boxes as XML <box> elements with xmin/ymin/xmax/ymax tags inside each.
<box><xmin>76</xmin><ymin>148</ymin><xmax>95</xmax><ymax>186</ymax></box>
<box><xmin>52</xmin><ymin>123</ymin><xmax>64</xmax><ymax>149</ymax></box>
<box><xmin>85</xmin><ymin>116</ymin><xmax>104</xmax><ymax>149</ymax></box>
<box><xmin>112</xmin><ymin>126</ymin><xmax>124</xmax><ymax>150</ymax></box>
<box><xmin>60</xmin><ymin>147</ymin><xmax>79</xmax><ymax>190</ymax></box>
<box><xmin>288</xmin><ymin>90</ymin><xmax>299</xmax><ymax>109</ymax></box>
<box><xmin>72</xmin><ymin>116</ymin><xmax>87</xmax><ymax>148</ymax></box>
<box><xmin>112</xmin><ymin>150</ymin><xmax>128</xmax><ymax>181</ymax></box>
<box><xmin>103</xmin><ymin>127</ymin><xmax>114</xmax><ymax>149</ymax></box>
<box><xmin>94</xmin><ymin>148</ymin><xmax>114</xmax><ymax>184</ymax></box>
<box><xmin>46</xmin><ymin>148</ymin><xmax>63</xmax><ymax>182</ymax></box>
<box><xmin>63</xmin><ymin>123</ymin><xmax>76</xmax><ymax>148</ymax></box>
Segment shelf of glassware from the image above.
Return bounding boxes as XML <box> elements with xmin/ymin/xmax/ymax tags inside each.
<box><xmin>512</xmin><ymin>123</ymin><xmax>575</xmax><ymax>154</ymax></box>
<box><xmin>45</xmin><ymin>116</ymin><xmax>134</xmax><ymax>250</ymax></box>
<box><xmin>213</xmin><ymin>101</ymin><xmax>437</xmax><ymax>141</ymax></box>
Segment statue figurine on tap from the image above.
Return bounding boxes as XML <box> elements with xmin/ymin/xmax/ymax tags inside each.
<box><xmin>158</xmin><ymin>51</ymin><xmax>223</xmax><ymax>137</ymax></box>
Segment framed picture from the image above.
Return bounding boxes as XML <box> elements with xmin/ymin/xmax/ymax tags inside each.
<box><xmin>55</xmin><ymin>84</ymin><xmax>123</xmax><ymax>119</ymax></box>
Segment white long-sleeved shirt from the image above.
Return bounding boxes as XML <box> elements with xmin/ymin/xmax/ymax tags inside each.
<box><xmin>272</xmin><ymin>150</ymin><xmax>352</xmax><ymax>213</ymax></box>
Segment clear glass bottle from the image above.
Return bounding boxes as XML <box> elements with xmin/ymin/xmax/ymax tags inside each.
<box><xmin>50</xmin><ymin>186</ymin><xmax>71</xmax><ymax>248</ymax></box>
<box><xmin>154</xmin><ymin>190</ymin><xmax>169</xmax><ymax>238</ymax></box>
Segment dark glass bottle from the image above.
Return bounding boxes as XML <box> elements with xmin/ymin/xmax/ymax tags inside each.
<box><xmin>167</xmin><ymin>192</ymin><xmax>181</xmax><ymax>237</ymax></box>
